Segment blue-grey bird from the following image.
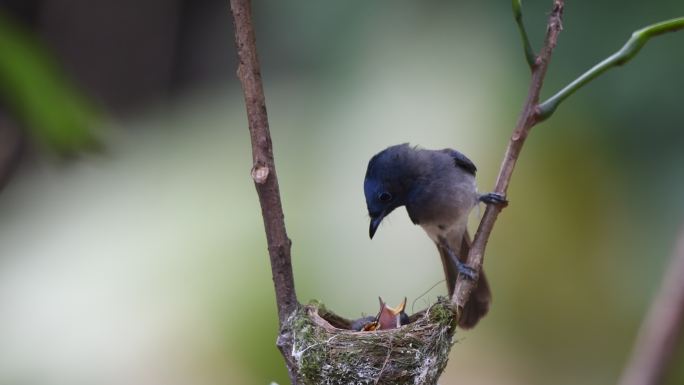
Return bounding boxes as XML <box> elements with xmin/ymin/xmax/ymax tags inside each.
<box><xmin>364</xmin><ymin>143</ymin><xmax>505</xmax><ymax>329</ymax></box>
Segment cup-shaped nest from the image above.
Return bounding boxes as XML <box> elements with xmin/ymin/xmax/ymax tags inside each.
<box><xmin>282</xmin><ymin>298</ymin><xmax>457</xmax><ymax>385</ymax></box>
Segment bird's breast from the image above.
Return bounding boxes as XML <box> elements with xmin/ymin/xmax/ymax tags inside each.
<box><xmin>420</xmin><ymin>221</ymin><xmax>466</xmax><ymax>249</ymax></box>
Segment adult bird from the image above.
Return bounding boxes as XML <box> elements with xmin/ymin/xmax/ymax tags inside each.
<box><xmin>364</xmin><ymin>143</ymin><xmax>505</xmax><ymax>329</ymax></box>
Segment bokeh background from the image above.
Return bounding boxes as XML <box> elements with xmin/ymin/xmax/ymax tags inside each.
<box><xmin>1</xmin><ymin>1</ymin><xmax>683</xmax><ymax>384</ymax></box>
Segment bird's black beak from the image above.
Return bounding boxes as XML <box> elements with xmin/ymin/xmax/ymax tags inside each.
<box><xmin>369</xmin><ymin>211</ymin><xmax>386</xmax><ymax>239</ymax></box>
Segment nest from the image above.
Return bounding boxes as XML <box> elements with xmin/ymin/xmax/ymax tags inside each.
<box><xmin>282</xmin><ymin>298</ymin><xmax>457</xmax><ymax>385</ymax></box>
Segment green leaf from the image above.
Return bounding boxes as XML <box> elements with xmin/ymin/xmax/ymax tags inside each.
<box><xmin>0</xmin><ymin>10</ymin><xmax>101</xmax><ymax>155</ymax></box>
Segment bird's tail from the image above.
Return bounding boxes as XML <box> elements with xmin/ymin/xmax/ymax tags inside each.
<box><xmin>437</xmin><ymin>231</ymin><xmax>491</xmax><ymax>329</ymax></box>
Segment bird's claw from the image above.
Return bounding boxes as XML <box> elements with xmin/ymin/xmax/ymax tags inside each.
<box><xmin>455</xmin><ymin>260</ymin><xmax>478</xmax><ymax>280</ymax></box>
<box><xmin>479</xmin><ymin>192</ymin><xmax>508</xmax><ymax>207</ymax></box>
<box><xmin>443</xmin><ymin>244</ymin><xmax>478</xmax><ymax>280</ymax></box>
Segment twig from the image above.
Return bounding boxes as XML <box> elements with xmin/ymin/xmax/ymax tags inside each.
<box><xmin>512</xmin><ymin>0</ymin><xmax>536</xmax><ymax>70</ymax></box>
<box><xmin>538</xmin><ymin>17</ymin><xmax>684</xmax><ymax>120</ymax></box>
<box><xmin>374</xmin><ymin>335</ymin><xmax>393</xmax><ymax>385</ymax></box>
<box><xmin>229</xmin><ymin>0</ymin><xmax>298</xmax><ymax>331</ymax></box>
<box><xmin>230</xmin><ymin>2</ymin><xmax>299</xmax><ymax>382</ymax></box>
<box><xmin>452</xmin><ymin>0</ymin><xmax>565</xmax><ymax>311</ymax></box>
<box><xmin>617</xmin><ymin>225</ymin><xmax>684</xmax><ymax>385</ymax></box>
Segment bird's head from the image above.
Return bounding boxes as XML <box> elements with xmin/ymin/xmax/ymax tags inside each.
<box><xmin>364</xmin><ymin>144</ymin><xmax>420</xmax><ymax>239</ymax></box>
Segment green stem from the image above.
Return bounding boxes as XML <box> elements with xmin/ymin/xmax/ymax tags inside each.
<box><xmin>513</xmin><ymin>0</ymin><xmax>536</xmax><ymax>69</ymax></box>
<box><xmin>538</xmin><ymin>17</ymin><xmax>684</xmax><ymax>121</ymax></box>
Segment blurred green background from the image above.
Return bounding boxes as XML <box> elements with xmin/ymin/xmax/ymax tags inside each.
<box><xmin>0</xmin><ymin>1</ymin><xmax>683</xmax><ymax>384</ymax></box>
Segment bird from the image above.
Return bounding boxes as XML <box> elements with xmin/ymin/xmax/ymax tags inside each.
<box><xmin>351</xmin><ymin>297</ymin><xmax>410</xmax><ymax>331</ymax></box>
<box><xmin>363</xmin><ymin>143</ymin><xmax>506</xmax><ymax>329</ymax></box>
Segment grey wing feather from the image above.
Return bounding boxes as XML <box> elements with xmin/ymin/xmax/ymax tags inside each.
<box><xmin>441</xmin><ymin>149</ymin><xmax>477</xmax><ymax>176</ymax></box>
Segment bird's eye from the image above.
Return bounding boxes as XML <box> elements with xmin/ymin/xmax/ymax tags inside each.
<box><xmin>378</xmin><ymin>192</ymin><xmax>393</xmax><ymax>202</ymax></box>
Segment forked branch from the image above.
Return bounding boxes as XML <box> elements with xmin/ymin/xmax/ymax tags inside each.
<box><xmin>453</xmin><ymin>2</ymin><xmax>684</xmax><ymax>383</ymax></box>
<box><xmin>453</xmin><ymin>3</ymin><xmax>684</xmax><ymax>328</ymax></box>
<box><xmin>452</xmin><ymin>0</ymin><xmax>566</xmax><ymax>312</ymax></box>
<box><xmin>539</xmin><ymin>17</ymin><xmax>684</xmax><ymax>120</ymax></box>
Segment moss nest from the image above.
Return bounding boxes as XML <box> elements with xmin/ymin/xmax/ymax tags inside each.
<box><xmin>283</xmin><ymin>298</ymin><xmax>457</xmax><ymax>385</ymax></box>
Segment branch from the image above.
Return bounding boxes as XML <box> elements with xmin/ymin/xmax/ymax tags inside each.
<box><xmin>538</xmin><ymin>17</ymin><xmax>684</xmax><ymax>120</ymax></box>
<box><xmin>617</xmin><ymin>225</ymin><xmax>684</xmax><ymax>385</ymax></box>
<box><xmin>512</xmin><ymin>0</ymin><xmax>536</xmax><ymax>69</ymax></box>
<box><xmin>229</xmin><ymin>0</ymin><xmax>298</xmax><ymax>326</ymax></box>
<box><xmin>452</xmin><ymin>0</ymin><xmax>565</xmax><ymax>311</ymax></box>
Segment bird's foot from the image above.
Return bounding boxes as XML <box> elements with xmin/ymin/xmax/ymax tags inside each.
<box><xmin>455</xmin><ymin>259</ymin><xmax>478</xmax><ymax>280</ymax></box>
<box><xmin>444</xmin><ymin>246</ymin><xmax>478</xmax><ymax>280</ymax></box>
<box><xmin>479</xmin><ymin>192</ymin><xmax>508</xmax><ymax>207</ymax></box>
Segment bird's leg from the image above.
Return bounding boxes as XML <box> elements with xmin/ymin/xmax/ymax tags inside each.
<box><xmin>442</xmin><ymin>243</ymin><xmax>477</xmax><ymax>280</ymax></box>
<box><xmin>479</xmin><ymin>192</ymin><xmax>508</xmax><ymax>207</ymax></box>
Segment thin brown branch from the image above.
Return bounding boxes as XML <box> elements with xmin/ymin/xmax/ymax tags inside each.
<box><xmin>618</xmin><ymin>225</ymin><xmax>684</xmax><ymax>385</ymax></box>
<box><xmin>374</xmin><ymin>335</ymin><xmax>393</xmax><ymax>385</ymax></box>
<box><xmin>229</xmin><ymin>0</ymin><xmax>298</xmax><ymax>325</ymax></box>
<box><xmin>452</xmin><ymin>0</ymin><xmax>565</xmax><ymax>310</ymax></box>
<box><xmin>230</xmin><ymin>3</ymin><xmax>299</xmax><ymax>382</ymax></box>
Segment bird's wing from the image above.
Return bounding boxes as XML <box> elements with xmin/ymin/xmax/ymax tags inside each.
<box><xmin>441</xmin><ymin>148</ymin><xmax>477</xmax><ymax>176</ymax></box>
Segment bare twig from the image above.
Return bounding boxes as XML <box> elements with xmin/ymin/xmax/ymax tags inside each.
<box><xmin>512</xmin><ymin>0</ymin><xmax>536</xmax><ymax>70</ymax></box>
<box><xmin>230</xmin><ymin>2</ymin><xmax>300</xmax><ymax>382</ymax></box>
<box><xmin>452</xmin><ymin>0</ymin><xmax>565</xmax><ymax>311</ymax></box>
<box><xmin>617</xmin><ymin>226</ymin><xmax>684</xmax><ymax>385</ymax></box>
<box><xmin>229</xmin><ymin>0</ymin><xmax>298</xmax><ymax>328</ymax></box>
<box><xmin>374</xmin><ymin>335</ymin><xmax>393</xmax><ymax>385</ymax></box>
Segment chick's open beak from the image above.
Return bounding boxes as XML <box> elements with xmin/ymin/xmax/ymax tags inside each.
<box><xmin>376</xmin><ymin>297</ymin><xmax>409</xmax><ymax>330</ymax></box>
<box><xmin>388</xmin><ymin>297</ymin><xmax>407</xmax><ymax>315</ymax></box>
